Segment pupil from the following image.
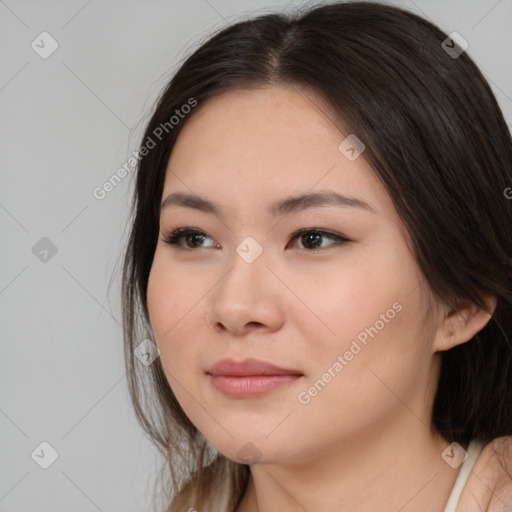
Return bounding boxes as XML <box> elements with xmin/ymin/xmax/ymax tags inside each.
<box><xmin>303</xmin><ymin>233</ymin><xmax>321</xmax><ymax>249</ymax></box>
<box><xmin>186</xmin><ymin>233</ymin><xmax>204</xmax><ymax>247</ymax></box>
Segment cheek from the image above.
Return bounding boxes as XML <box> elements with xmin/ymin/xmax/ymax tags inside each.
<box><xmin>147</xmin><ymin>255</ymin><xmax>197</xmax><ymax>338</ymax></box>
<box><xmin>146</xmin><ymin>263</ymin><xmax>198</xmax><ymax>411</ymax></box>
<box><xmin>294</xmin><ymin>259</ymin><xmax>402</xmax><ymax>342</ymax></box>
<box><xmin>298</xmin><ymin>250</ymin><xmax>431</xmax><ymax>386</ymax></box>
<box><xmin>146</xmin><ymin>262</ymin><xmax>172</xmax><ymax>340</ymax></box>
<box><xmin>146</xmin><ymin>255</ymin><xmax>210</xmax><ymax>373</ymax></box>
<box><xmin>290</xmin><ymin>292</ymin><xmax>433</xmax><ymax>454</ymax></box>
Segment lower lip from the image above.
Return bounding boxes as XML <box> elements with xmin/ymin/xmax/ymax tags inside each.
<box><xmin>209</xmin><ymin>374</ymin><xmax>302</xmax><ymax>398</ymax></box>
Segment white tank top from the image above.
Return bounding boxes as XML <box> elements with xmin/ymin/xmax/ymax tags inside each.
<box><xmin>443</xmin><ymin>439</ymin><xmax>485</xmax><ymax>512</ymax></box>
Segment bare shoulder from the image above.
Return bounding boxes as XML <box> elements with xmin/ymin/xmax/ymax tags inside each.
<box><xmin>457</xmin><ymin>436</ymin><xmax>512</xmax><ymax>512</ymax></box>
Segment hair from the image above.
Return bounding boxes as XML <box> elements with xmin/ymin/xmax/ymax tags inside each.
<box><xmin>121</xmin><ymin>1</ymin><xmax>512</xmax><ymax>510</ymax></box>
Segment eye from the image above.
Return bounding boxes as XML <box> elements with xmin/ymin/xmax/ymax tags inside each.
<box><xmin>162</xmin><ymin>228</ymin><xmax>218</xmax><ymax>250</ymax></box>
<box><xmin>287</xmin><ymin>228</ymin><xmax>350</xmax><ymax>250</ymax></box>
<box><xmin>161</xmin><ymin>227</ymin><xmax>350</xmax><ymax>251</ymax></box>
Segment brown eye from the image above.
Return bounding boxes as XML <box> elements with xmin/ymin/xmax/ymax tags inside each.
<box><xmin>162</xmin><ymin>228</ymin><xmax>219</xmax><ymax>250</ymax></box>
<box><xmin>288</xmin><ymin>229</ymin><xmax>350</xmax><ymax>250</ymax></box>
<box><xmin>300</xmin><ymin>232</ymin><xmax>323</xmax><ymax>249</ymax></box>
<box><xmin>184</xmin><ymin>232</ymin><xmax>206</xmax><ymax>248</ymax></box>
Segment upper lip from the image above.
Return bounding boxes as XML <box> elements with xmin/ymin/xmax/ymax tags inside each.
<box><xmin>207</xmin><ymin>358</ymin><xmax>303</xmax><ymax>377</ymax></box>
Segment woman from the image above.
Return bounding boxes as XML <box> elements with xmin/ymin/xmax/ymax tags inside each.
<box><xmin>121</xmin><ymin>2</ymin><xmax>512</xmax><ymax>510</ymax></box>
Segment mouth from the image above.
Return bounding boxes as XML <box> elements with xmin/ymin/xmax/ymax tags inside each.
<box><xmin>207</xmin><ymin>357</ymin><xmax>304</xmax><ymax>398</ymax></box>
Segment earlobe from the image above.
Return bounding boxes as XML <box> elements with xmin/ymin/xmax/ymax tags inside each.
<box><xmin>434</xmin><ymin>294</ymin><xmax>497</xmax><ymax>352</ymax></box>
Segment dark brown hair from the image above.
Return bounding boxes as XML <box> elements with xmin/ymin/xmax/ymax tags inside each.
<box><xmin>122</xmin><ymin>2</ymin><xmax>512</xmax><ymax>509</ymax></box>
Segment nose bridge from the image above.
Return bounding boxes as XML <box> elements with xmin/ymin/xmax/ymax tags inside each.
<box><xmin>218</xmin><ymin>242</ymin><xmax>270</xmax><ymax>304</ymax></box>
<box><xmin>208</xmin><ymin>240</ymin><xmax>283</xmax><ymax>332</ymax></box>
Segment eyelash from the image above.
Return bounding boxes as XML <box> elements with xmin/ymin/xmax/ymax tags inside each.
<box><xmin>161</xmin><ymin>227</ymin><xmax>350</xmax><ymax>252</ymax></box>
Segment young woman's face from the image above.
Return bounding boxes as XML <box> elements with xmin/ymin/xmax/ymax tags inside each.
<box><xmin>147</xmin><ymin>86</ymin><xmax>445</xmax><ymax>465</ymax></box>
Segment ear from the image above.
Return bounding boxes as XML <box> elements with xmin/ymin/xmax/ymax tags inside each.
<box><xmin>433</xmin><ymin>294</ymin><xmax>498</xmax><ymax>352</ymax></box>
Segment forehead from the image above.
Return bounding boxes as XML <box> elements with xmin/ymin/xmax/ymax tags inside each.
<box><xmin>163</xmin><ymin>86</ymin><xmax>390</xmax><ymax>217</ymax></box>
<box><xmin>172</xmin><ymin>86</ymin><xmax>339</xmax><ymax>153</ymax></box>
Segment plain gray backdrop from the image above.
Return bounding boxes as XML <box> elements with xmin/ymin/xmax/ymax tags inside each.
<box><xmin>1</xmin><ymin>0</ymin><xmax>511</xmax><ymax>510</ymax></box>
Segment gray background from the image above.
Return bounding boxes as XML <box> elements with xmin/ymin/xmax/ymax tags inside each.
<box><xmin>1</xmin><ymin>0</ymin><xmax>511</xmax><ymax>510</ymax></box>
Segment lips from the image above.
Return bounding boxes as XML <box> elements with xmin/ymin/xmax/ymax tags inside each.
<box><xmin>207</xmin><ymin>357</ymin><xmax>303</xmax><ymax>377</ymax></box>
<box><xmin>207</xmin><ymin>358</ymin><xmax>304</xmax><ymax>398</ymax></box>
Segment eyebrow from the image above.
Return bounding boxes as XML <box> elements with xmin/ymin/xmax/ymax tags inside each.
<box><xmin>160</xmin><ymin>190</ymin><xmax>376</xmax><ymax>217</ymax></box>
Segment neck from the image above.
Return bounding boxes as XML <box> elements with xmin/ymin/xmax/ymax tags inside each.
<box><xmin>235</xmin><ymin>419</ymin><xmax>464</xmax><ymax>512</ymax></box>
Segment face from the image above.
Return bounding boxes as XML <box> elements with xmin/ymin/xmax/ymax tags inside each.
<box><xmin>146</xmin><ymin>86</ymin><xmax>444</xmax><ymax>465</ymax></box>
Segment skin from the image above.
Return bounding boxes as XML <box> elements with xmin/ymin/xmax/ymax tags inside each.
<box><xmin>458</xmin><ymin>437</ymin><xmax>512</xmax><ymax>511</ymax></box>
<box><xmin>146</xmin><ymin>86</ymin><xmax>496</xmax><ymax>511</ymax></box>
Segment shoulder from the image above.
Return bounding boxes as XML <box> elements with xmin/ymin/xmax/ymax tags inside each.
<box><xmin>456</xmin><ymin>437</ymin><xmax>512</xmax><ymax>511</ymax></box>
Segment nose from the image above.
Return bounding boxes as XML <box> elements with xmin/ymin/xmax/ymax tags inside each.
<box><xmin>206</xmin><ymin>249</ymin><xmax>285</xmax><ymax>336</ymax></box>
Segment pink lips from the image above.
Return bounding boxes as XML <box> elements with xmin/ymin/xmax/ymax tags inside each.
<box><xmin>207</xmin><ymin>357</ymin><xmax>303</xmax><ymax>398</ymax></box>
